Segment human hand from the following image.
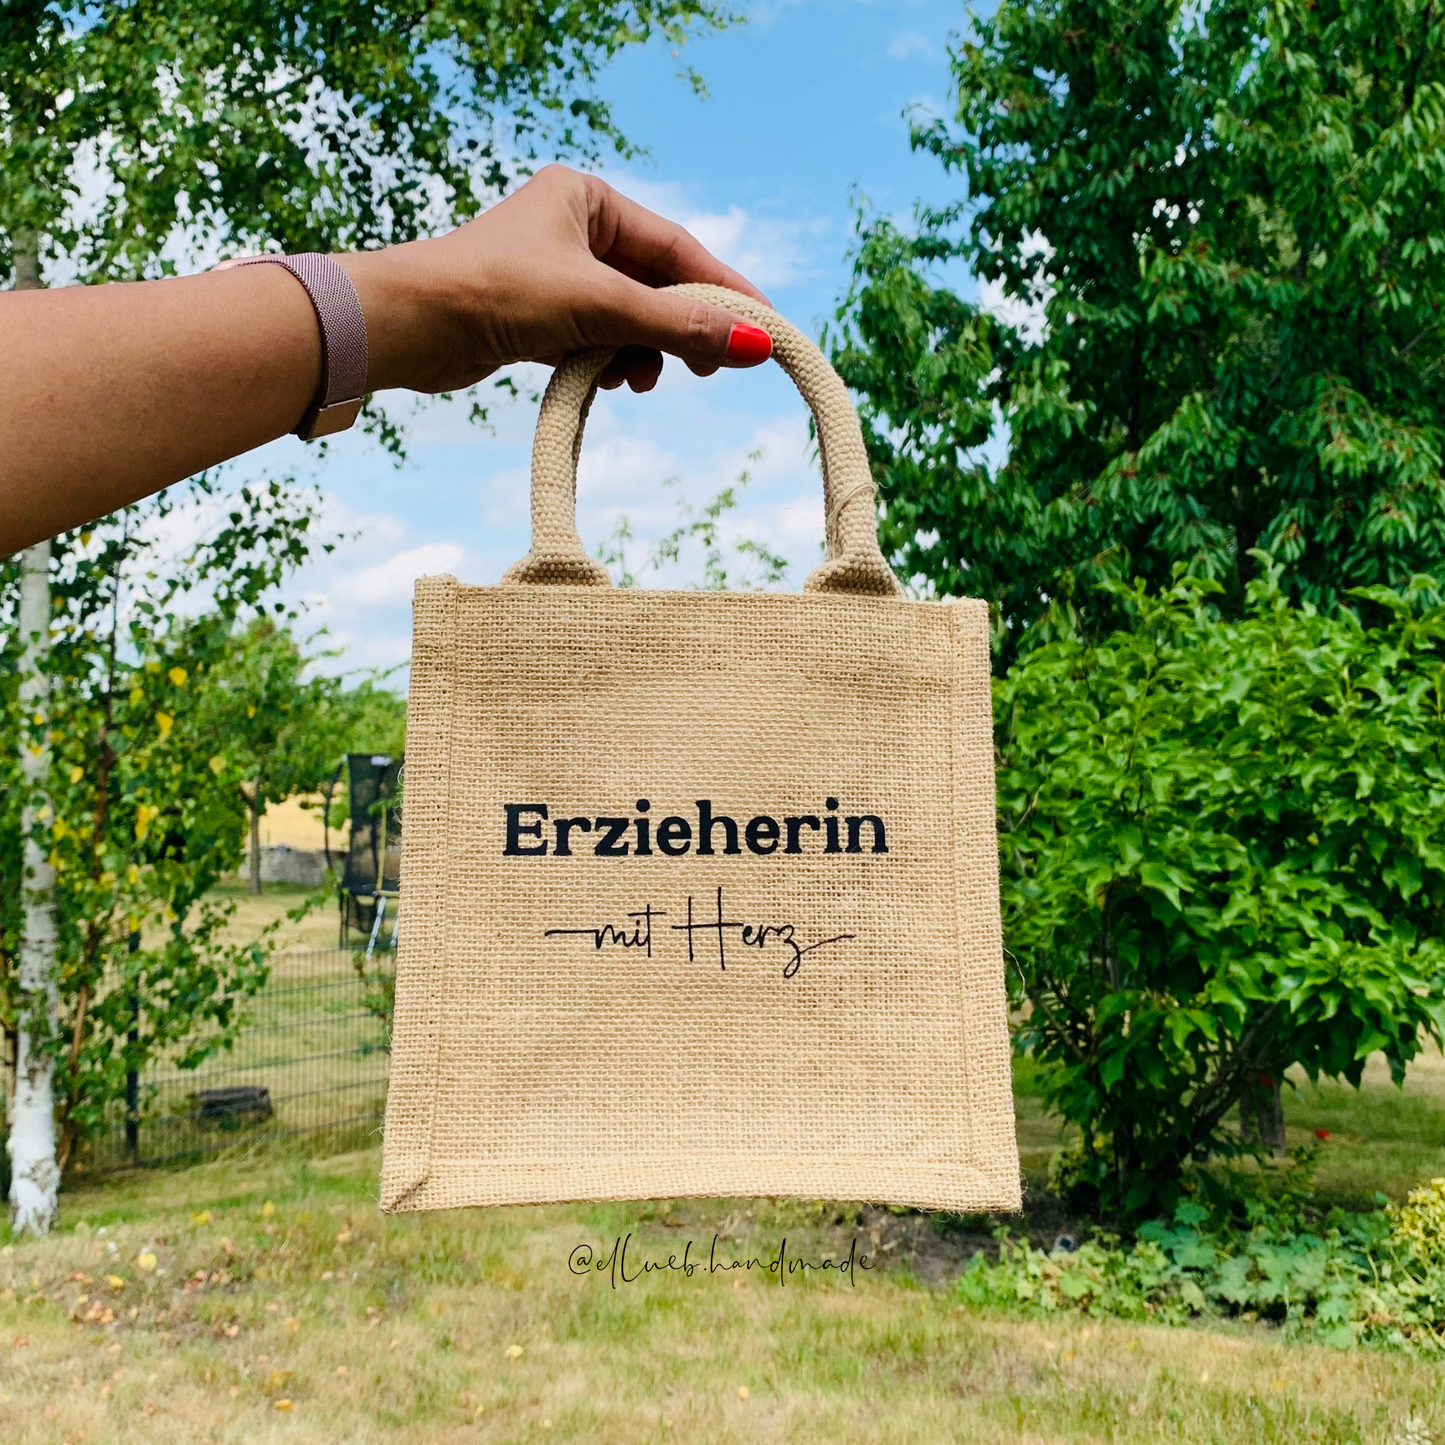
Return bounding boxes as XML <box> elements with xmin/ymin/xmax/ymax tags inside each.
<box><xmin>337</xmin><ymin>165</ymin><xmax>775</xmax><ymax>397</ymax></box>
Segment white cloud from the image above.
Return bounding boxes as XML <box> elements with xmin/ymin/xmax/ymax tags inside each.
<box><xmin>887</xmin><ymin>30</ymin><xmax>939</xmax><ymax>60</ymax></box>
<box><xmin>775</xmin><ymin>491</ymin><xmax>826</xmax><ymax>543</ymax></box>
<box><xmin>746</xmin><ymin>418</ymin><xmax>815</xmax><ymax>477</ymax></box>
<box><xmin>599</xmin><ymin>174</ymin><xmax>828</xmax><ymax>292</ymax></box>
<box><xmin>314</xmin><ymin>491</ymin><xmax>407</xmax><ymax>548</ymax></box>
<box><xmin>345</xmin><ymin>632</ymin><xmax>414</xmax><ymax>670</ymax></box>
<box><xmin>368</xmin><ymin>364</ymin><xmax>551</xmax><ymax>449</ymax></box>
<box><xmin>683</xmin><ymin>206</ymin><xmax>810</xmax><ymax>292</ymax></box>
<box><xmin>332</xmin><ymin>542</ymin><xmax>469</xmax><ymax>607</ymax></box>
<box><xmin>578</xmin><ymin>435</ymin><xmax>681</xmax><ymax>508</ymax></box>
<box><xmin>742</xmin><ymin>0</ymin><xmax>814</xmax><ymax>32</ymax></box>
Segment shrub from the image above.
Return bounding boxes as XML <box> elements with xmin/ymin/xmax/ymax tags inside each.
<box><xmin>958</xmin><ymin>1158</ymin><xmax>1445</xmax><ymax>1353</ymax></box>
<box><xmin>1388</xmin><ymin>1178</ymin><xmax>1445</xmax><ymax>1271</ymax></box>
<box><xmin>997</xmin><ymin>565</ymin><xmax>1445</xmax><ymax>1218</ymax></box>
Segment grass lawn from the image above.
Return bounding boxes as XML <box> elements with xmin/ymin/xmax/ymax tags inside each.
<box><xmin>206</xmin><ymin>882</ymin><xmax>341</xmax><ymax>953</ymax></box>
<box><xmin>1287</xmin><ymin>1046</ymin><xmax>1445</xmax><ymax>1206</ymax></box>
<box><xmin>7</xmin><ymin>886</ymin><xmax>1441</xmax><ymax>1442</ymax></box>
<box><xmin>1011</xmin><ymin>1043</ymin><xmax>1445</xmax><ymax>1208</ymax></box>
<box><xmin>2</xmin><ymin>1148</ymin><xmax>1443</xmax><ymax>1445</ymax></box>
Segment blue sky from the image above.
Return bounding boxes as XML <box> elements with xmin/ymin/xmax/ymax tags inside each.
<box><xmin>208</xmin><ymin>0</ymin><xmax>985</xmax><ymax>682</ymax></box>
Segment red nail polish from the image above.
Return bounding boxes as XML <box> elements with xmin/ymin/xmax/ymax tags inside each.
<box><xmin>725</xmin><ymin>323</ymin><xmax>772</xmax><ymax>366</ymax></box>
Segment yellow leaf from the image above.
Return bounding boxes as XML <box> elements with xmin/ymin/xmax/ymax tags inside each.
<box><xmin>134</xmin><ymin>804</ymin><xmax>160</xmax><ymax>841</ymax></box>
<box><xmin>105</xmin><ymin>1275</ymin><xmax>125</xmax><ymax>1291</ymax></box>
<box><xmin>267</xmin><ymin>1370</ymin><xmax>293</xmax><ymax>1391</ymax></box>
<box><xmin>260</xmin><ymin>1200</ymin><xmax>275</xmax><ymax>1219</ymax></box>
<box><xmin>208</xmin><ymin>755</ymin><xmax>226</xmax><ymax>775</ymax></box>
<box><xmin>246</xmin><ymin>704</ymin><xmax>257</xmax><ymax>719</ymax></box>
<box><xmin>284</xmin><ymin>1317</ymin><xmax>299</xmax><ymax>1334</ymax></box>
<box><xmin>79</xmin><ymin>531</ymin><xmax>92</xmax><ymax>547</ymax></box>
<box><xmin>737</xmin><ymin>1386</ymin><xmax>751</xmax><ymax>1401</ymax></box>
<box><xmin>155</xmin><ymin>713</ymin><xmax>174</xmax><ymax>739</ymax></box>
<box><xmin>69</xmin><ymin>766</ymin><xmax>83</xmax><ymax>784</ymax></box>
<box><xmin>145</xmin><ymin>661</ymin><xmax>159</xmax><ymax>675</ymax></box>
<box><xmin>136</xmin><ymin>1252</ymin><xmax>157</xmax><ymax>1273</ymax></box>
<box><xmin>273</xmin><ymin>1399</ymin><xmax>293</xmax><ymax>1412</ymax></box>
<box><xmin>167</xmin><ymin>667</ymin><xmax>187</xmax><ymax>687</ymax></box>
<box><xmin>190</xmin><ymin>1211</ymin><xmax>211</xmax><ymax>1226</ymax></box>
<box><xmin>504</xmin><ymin>1344</ymin><xmax>523</xmax><ymax>1360</ymax></box>
<box><xmin>129</xmin><ymin>688</ymin><xmax>144</xmax><ymax>706</ymax></box>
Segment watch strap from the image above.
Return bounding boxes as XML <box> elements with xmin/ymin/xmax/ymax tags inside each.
<box><xmin>231</xmin><ymin>253</ymin><xmax>369</xmax><ymax>440</ymax></box>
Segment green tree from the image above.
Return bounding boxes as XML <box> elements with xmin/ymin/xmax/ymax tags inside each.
<box><xmin>0</xmin><ymin>486</ymin><xmax>323</xmax><ymax>1193</ymax></box>
<box><xmin>3</xmin><ymin>0</ymin><xmax>733</xmax><ymax>283</ymax></box>
<box><xmin>198</xmin><ymin>619</ymin><xmax>351</xmax><ymax>895</ymax></box>
<box><xmin>831</xmin><ymin>0</ymin><xmax>1445</xmax><ymax>659</ymax></box>
<box><xmin>4</xmin><ymin>0</ymin><xmax>733</xmax><ymax>1233</ymax></box>
<box><xmin>998</xmin><ymin>565</ymin><xmax>1445</xmax><ymax>1219</ymax></box>
<box><xmin>341</xmin><ymin>680</ymin><xmax>408</xmax><ymax>765</ymax></box>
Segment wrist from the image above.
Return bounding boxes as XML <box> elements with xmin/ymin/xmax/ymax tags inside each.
<box><xmin>337</xmin><ymin>242</ymin><xmax>464</xmax><ymax>395</ymax></box>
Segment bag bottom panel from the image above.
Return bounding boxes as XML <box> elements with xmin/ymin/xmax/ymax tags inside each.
<box><xmin>382</xmin><ymin>1154</ymin><xmax>1022</xmax><ymax>1214</ymax></box>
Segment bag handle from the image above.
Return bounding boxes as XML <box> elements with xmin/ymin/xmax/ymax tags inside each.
<box><xmin>501</xmin><ymin>283</ymin><xmax>902</xmax><ymax>597</ymax></box>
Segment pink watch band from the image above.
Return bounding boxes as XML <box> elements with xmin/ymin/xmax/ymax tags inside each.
<box><xmin>231</xmin><ymin>253</ymin><xmax>369</xmax><ymax>441</ymax></box>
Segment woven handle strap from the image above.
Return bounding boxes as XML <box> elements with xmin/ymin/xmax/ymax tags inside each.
<box><xmin>501</xmin><ymin>283</ymin><xmax>902</xmax><ymax>597</ymax></box>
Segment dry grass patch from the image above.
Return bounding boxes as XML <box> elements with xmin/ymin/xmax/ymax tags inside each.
<box><xmin>206</xmin><ymin>882</ymin><xmax>337</xmax><ymax>952</ymax></box>
<box><xmin>0</xmin><ymin>1150</ymin><xmax>1442</xmax><ymax>1444</ymax></box>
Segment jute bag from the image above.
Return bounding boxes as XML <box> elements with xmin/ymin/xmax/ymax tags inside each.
<box><xmin>380</xmin><ymin>284</ymin><xmax>1020</xmax><ymax>1214</ymax></box>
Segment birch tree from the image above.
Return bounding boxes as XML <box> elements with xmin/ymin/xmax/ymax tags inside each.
<box><xmin>10</xmin><ymin>534</ymin><xmax>60</xmax><ymax>1233</ymax></box>
<box><xmin>6</xmin><ymin>221</ymin><xmax>60</xmax><ymax>1231</ymax></box>
<box><xmin>0</xmin><ymin>490</ymin><xmax>321</xmax><ymax>1228</ymax></box>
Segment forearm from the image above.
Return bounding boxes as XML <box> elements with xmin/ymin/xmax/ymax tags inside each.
<box><xmin>0</xmin><ymin>265</ymin><xmax>330</xmax><ymax>553</ymax></box>
<box><xmin>0</xmin><ymin>166</ymin><xmax>773</xmax><ymax>556</ymax></box>
<box><xmin>0</xmin><ymin>243</ymin><xmax>476</xmax><ymax>554</ymax></box>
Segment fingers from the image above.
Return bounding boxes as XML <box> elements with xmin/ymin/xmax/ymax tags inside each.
<box><xmin>584</xmin><ymin>175</ymin><xmax>773</xmax><ymax>309</ymax></box>
<box><xmin>598</xmin><ymin>345</ymin><xmax>664</xmax><ymax>392</ymax></box>
<box><xmin>583</xmin><ymin>267</ymin><xmax>773</xmax><ymax>375</ymax></box>
<box><xmin>420</xmin><ymin>166</ymin><xmax>778</xmax><ymax>391</ymax></box>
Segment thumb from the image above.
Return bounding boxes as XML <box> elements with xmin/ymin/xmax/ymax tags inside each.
<box><xmin>591</xmin><ymin>272</ymin><xmax>773</xmax><ymax>375</ymax></box>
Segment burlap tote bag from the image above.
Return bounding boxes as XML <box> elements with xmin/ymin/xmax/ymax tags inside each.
<box><xmin>380</xmin><ymin>284</ymin><xmax>1020</xmax><ymax>1214</ymax></box>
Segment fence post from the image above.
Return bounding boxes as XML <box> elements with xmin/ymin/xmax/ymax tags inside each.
<box><xmin>124</xmin><ymin>931</ymin><xmax>139</xmax><ymax>1164</ymax></box>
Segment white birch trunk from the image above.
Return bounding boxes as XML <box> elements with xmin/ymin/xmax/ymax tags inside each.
<box><xmin>7</xmin><ymin>235</ymin><xmax>59</xmax><ymax>1234</ymax></box>
<box><xmin>9</xmin><ymin>538</ymin><xmax>59</xmax><ymax>1234</ymax></box>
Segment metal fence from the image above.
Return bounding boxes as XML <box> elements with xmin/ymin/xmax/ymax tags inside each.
<box><xmin>83</xmin><ymin>948</ymin><xmax>393</xmax><ymax>1172</ymax></box>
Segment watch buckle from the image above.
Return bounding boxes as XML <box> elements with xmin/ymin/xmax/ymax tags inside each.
<box><xmin>299</xmin><ymin>396</ymin><xmax>363</xmax><ymax>441</ymax></box>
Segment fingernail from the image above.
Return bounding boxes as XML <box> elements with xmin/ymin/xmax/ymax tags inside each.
<box><xmin>725</xmin><ymin>323</ymin><xmax>772</xmax><ymax>366</ymax></box>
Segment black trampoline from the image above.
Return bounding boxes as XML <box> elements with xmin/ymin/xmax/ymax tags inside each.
<box><xmin>324</xmin><ymin>752</ymin><xmax>402</xmax><ymax>955</ymax></box>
